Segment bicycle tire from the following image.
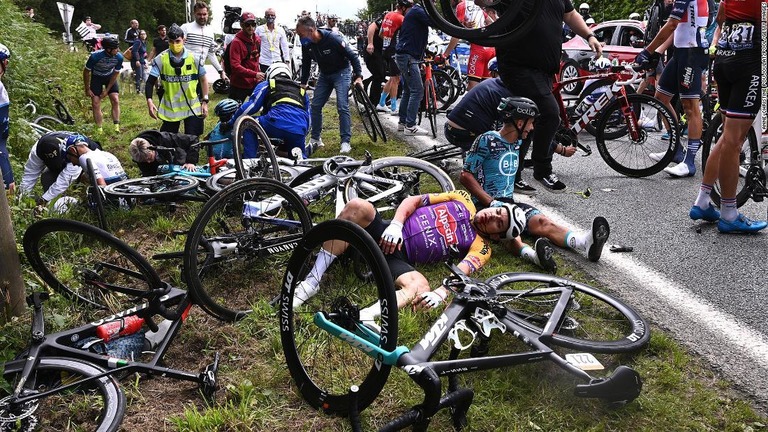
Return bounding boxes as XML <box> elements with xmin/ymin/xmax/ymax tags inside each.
<box><xmin>232</xmin><ymin>115</ymin><xmax>281</xmax><ymax>181</ymax></box>
<box><xmin>33</xmin><ymin>115</ymin><xmax>65</xmax><ymax>131</ymax></box>
<box><xmin>645</xmin><ymin>2</ymin><xmax>663</xmax><ymax>43</ymax></box>
<box><xmin>183</xmin><ymin>177</ymin><xmax>313</xmax><ymax>321</ymax></box>
<box><xmin>423</xmin><ymin>0</ymin><xmax>541</xmax><ymax>47</ymax></box>
<box><xmin>103</xmin><ymin>175</ymin><xmax>199</xmax><ymax>199</ymax></box>
<box><xmin>595</xmin><ymin>93</ymin><xmax>678</xmax><ymax>177</ymax></box>
<box><xmin>281</xmin><ymin>220</ymin><xmax>397</xmax><ymax>415</ymax></box>
<box><xmin>1</xmin><ymin>357</ymin><xmax>126</xmax><ymax>432</ymax></box>
<box><xmin>345</xmin><ymin>156</ymin><xmax>455</xmax><ymax>219</ymax></box>
<box><xmin>485</xmin><ymin>272</ymin><xmax>650</xmax><ymax>353</ymax></box>
<box><xmin>23</xmin><ymin>219</ymin><xmax>163</xmax><ymax>313</ymax></box>
<box><xmin>700</xmin><ymin>113</ymin><xmax>759</xmax><ymax>208</ymax></box>
<box><xmin>432</xmin><ymin>69</ymin><xmax>456</xmax><ymax>111</ymax></box>
<box><xmin>352</xmin><ymin>83</ymin><xmax>378</xmax><ymax>142</ymax></box>
<box><xmin>425</xmin><ymin>81</ymin><xmax>438</xmax><ymax>138</ymax></box>
<box><xmin>86</xmin><ymin>159</ymin><xmax>108</xmax><ymax>232</ymax></box>
<box><xmin>203</xmin><ymin>168</ymin><xmax>237</xmax><ymax>193</ymax></box>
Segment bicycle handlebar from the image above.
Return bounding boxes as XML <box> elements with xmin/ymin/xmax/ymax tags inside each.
<box><xmin>190</xmin><ymin>138</ymin><xmax>230</xmax><ymax>151</ymax></box>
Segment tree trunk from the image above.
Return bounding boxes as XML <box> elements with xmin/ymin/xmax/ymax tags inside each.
<box><xmin>0</xmin><ymin>166</ymin><xmax>25</xmax><ymax>321</ymax></box>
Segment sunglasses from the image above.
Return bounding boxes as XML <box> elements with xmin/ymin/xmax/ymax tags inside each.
<box><xmin>243</xmin><ymin>22</ymin><xmax>257</xmax><ymax>27</ymax></box>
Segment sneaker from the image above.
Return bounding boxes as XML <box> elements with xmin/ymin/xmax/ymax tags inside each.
<box><xmin>664</xmin><ymin>162</ymin><xmax>695</xmax><ymax>177</ymax></box>
<box><xmin>309</xmin><ymin>137</ymin><xmax>324</xmax><ymax>148</ymax></box>
<box><xmin>689</xmin><ymin>204</ymin><xmax>720</xmax><ymax>222</ymax></box>
<box><xmin>534</xmin><ymin>238</ymin><xmax>557</xmax><ymax>273</ymax></box>
<box><xmin>587</xmin><ymin>216</ymin><xmax>610</xmax><ymax>262</ymax></box>
<box><xmin>340</xmin><ymin>142</ymin><xmax>352</xmax><ymax>154</ymax></box>
<box><xmin>376</xmin><ymin>104</ymin><xmax>391</xmax><ymax>113</ymax></box>
<box><xmin>717</xmin><ymin>214</ymin><xmax>768</xmax><ymax>233</ymax></box>
<box><xmin>397</xmin><ymin>123</ymin><xmax>405</xmax><ymax>132</ymax></box>
<box><xmin>390</xmin><ymin>110</ymin><xmax>400</xmax><ymax>117</ymax></box>
<box><xmin>661</xmin><ymin>132</ymin><xmax>670</xmax><ymax>140</ymax></box>
<box><xmin>292</xmin><ymin>280</ymin><xmax>319</xmax><ymax>308</ymax></box>
<box><xmin>534</xmin><ymin>173</ymin><xmax>566</xmax><ymax>193</ymax></box>
<box><xmin>404</xmin><ymin>125</ymin><xmax>430</xmax><ymax>136</ymax></box>
<box><xmin>649</xmin><ymin>150</ymin><xmax>684</xmax><ymax>164</ymax></box>
<box><xmin>514</xmin><ymin>180</ymin><xmax>538</xmax><ymax>196</ymax></box>
<box><xmin>114</xmin><ymin>124</ymin><xmax>120</xmax><ymax>132</ymax></box>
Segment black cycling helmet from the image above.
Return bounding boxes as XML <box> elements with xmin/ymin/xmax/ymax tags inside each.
<box><xmin>397</xmin><ymin>0</ymin><xmax>415</xmax><ymax>8</ymax></box>
<box><xmin>167</xmin><ymin>23</ymin><xmax>184</xmax><ymax>40</ymax></box>
<box><xmin>497</xmin><ymin>96</ymin><xmax>539</xmax><ymax>123</ymax></box>
<box><xmin>212</xmin><ymin>79</ymin><xmax>230</xmax><ymax>94</ymax></box>
<box><xmin>101</xmin><ymin>35</ymin><xmax>119</xmax><ymax>50</ymax></box>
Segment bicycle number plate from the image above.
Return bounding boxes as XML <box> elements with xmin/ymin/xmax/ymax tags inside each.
<box><xmin>565</xmin><ymin>353</ymin><xmax>604</xmax><ymax>371</ymax></box>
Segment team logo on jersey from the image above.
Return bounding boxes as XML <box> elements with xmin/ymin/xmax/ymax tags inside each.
<box><xmin>498</xmin><ymin>152</ymin><xmax>519</xmax><ymax>177</ymax></box>
<box><xmin>434</xmin><ymin>204</ymin><xmax>458</xmax><ymax>245</ymax></box>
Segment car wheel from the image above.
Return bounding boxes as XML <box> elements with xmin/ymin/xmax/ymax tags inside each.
<box><xmin>560</xmin><ymin>60</ymin><xmax>583</xmax><ymax>95</ymax></box>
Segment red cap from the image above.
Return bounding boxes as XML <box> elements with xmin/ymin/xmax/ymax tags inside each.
<box><xmin>240</xmin><ymin>12</ymin><xmax>257</xmax><ymax>23</ymax></box>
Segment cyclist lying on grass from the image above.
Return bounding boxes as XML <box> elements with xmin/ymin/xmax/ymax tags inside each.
<box><xmin>65</xmin><ymin>134</ymin><xmax>127</xmax><ymax>186</ymax></box>
<box><xmin>292</xmin><ymin>189</ymin><xmax>528</xmax><ymax>326</ymax></box>
<box><xmin>460</xmin><ymin>96</ymin><xmax>610</xmax><ymax>273</ymax></box>
<box><xmin>128</xmin><ymin>130</ymin><xmax>201</xmax><ymax>176</ymax></box>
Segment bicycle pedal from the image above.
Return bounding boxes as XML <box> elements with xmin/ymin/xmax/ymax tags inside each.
<box><xmin>199</xmin><ymin>352</ymin><xmax>220</xmax><ymax>402</ymax></box>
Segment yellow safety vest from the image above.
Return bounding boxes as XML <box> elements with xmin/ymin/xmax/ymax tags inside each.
<box><xmin>158</xmin><ymin>51</ymin><xmax>201</xmax><ymax>122</ymax></box>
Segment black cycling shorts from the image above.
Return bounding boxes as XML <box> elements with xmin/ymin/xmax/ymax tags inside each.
<box><xmin>657</xmin><ymin>47</ymin><xmax>708</xmax><ymax>99</ymax></box>
<box><xmin>384</xmin><ymin>52</ymin><xmax>400</xmax><ymax>76</ymax></box>
<box><xmin>713</xmin><ymin>52</ymin><xmax>761</xmax><ymax>118</ymax></box>
<box><xmin>364</xmin><ymin>212</ymin><xmax>415</xmax><ymax>281</ymax></box>
<box><xmin>89</xmin><ymin>74</ymin><xmax>119</xmax><ymax>96</ymax></box>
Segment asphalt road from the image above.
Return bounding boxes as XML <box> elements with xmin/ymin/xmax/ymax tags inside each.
<box><xmin>375</xmin><ymin>103</ymin><xmax>768</xmax><ymax>412</ymax></box>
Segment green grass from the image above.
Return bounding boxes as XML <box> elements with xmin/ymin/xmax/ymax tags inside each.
<box><xmin>2</xmin><ymin>1</ymin><xmax>768</xmax><ymax>430</ymax></box>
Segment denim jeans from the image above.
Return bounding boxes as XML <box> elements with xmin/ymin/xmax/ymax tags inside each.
<box><xmin>310</xmin><ymin>67</ymin><xmax>352</xmax><ymax>144</ymax></box>
<box><xmin>395</xmin><ymin>53</ymin><xmax>423</xmax><ymax>128</ymax></box>
<box><xmin>133</xmin><ymin>63</ymin><xmax>146</xmax><ymax>92</ymax></box>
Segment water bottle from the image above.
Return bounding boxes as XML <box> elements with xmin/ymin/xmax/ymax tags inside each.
<box><xmin>96</xmin><ymin>315</ymin><xmax>144</xmax><ymax>342</ymax></box>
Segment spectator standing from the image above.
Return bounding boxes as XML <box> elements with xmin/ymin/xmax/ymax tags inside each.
<box><xmin>228</xmin><ymin>12</ymin><xmax>263</xmax><ymax>102</ymax></box>
<box><xmin>145</xmin><ymin>24</ymin><xmax>209</xmax><ymax>136</ymax></box>
<box><xmin>82</xmin><ymin>16</ymin><xmax>102</xmax><ymax>51</ymax></box>
<box><xmin>296</xmin><ymin>16</ymin><xmax>363</xmax><ymax>154</ymax></box>
<box><xmin>181</xmin><ymin>2</ymin><xmax>228</xmax><ymax>87</ymax></box>
<box><xmin>255</xmin><ymin>8</ymin><xmax>290</xmax><ymax>73</ymax></box>
<box><xmin>124</xmin><ymin>20</ymin><xmax>140</xmax><ymax>46</ymax></box>
<box><xmin>230</xmin><ymin>62</ymin><xmax>311</xmax><ymax>158</ymax></box>
<box><xmin>375</xmin><ymin>2</ymin><xmax>408</xmax><ymax>113</ymax></box>
<box><xmin>0</xmin><ymin>43</ymin><xmax>13</xmax><ymax>194</ymax></box>
<box><xmin>394</xmin><ymin>0</ymin><xmax>433</xmax><ymax>136</ymax></box>
<box><xmin>495</xmin><ymin>0</ymin><xmax>600</xmax><ymax>193</ymax></box>
<box><xmin>25</xmin><ymin>6</ymin><xmax>35</xmax><ymax>20</ymax></box>
<box><xmin>83</xmin><ymin>35</ymin><xmax>123</xmax><ymax>133</ymax></box>
<box><xmin>147</xmin><ymin>25</ymin><xmax>169</xmax><ymax>64</ymax></box>
<box><xmin>131</xmin><ymin>30</ymin><xmax>148</xmax><ymax>94</ymax></box>
<box><xmin>19</xmin><ymin>132</ymin><xmax>101</xmax><ymax>205</ymax></box>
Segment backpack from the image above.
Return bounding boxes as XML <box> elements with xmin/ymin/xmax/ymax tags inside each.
<box><xmin>222</xmin><ymin>39</ymin><xmax>254</xmax><ymax>76</ymax></box>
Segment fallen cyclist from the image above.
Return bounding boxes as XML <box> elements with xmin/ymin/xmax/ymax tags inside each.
<box><xmin>460</xmin><ymin>96</ymin><xmax>610</xmax><ymax>272</ymax></box>
<box><xmin>292</xmin><ymin>189</ymin><xmax>528</xmax><ymax>327</ymax></box>
<box><xmin>128</xmin><ymin>130</ymin><xmax>201</xmax><ymax>176</ymax></box>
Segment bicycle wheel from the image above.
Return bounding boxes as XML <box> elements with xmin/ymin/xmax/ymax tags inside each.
<box><xmin>352</xmin><ymin>83</ymin><xmax>377</xmax><ymax>142</ymax></box>
<box><xmin>281</xmin><ymin>220</ymin><xmax>397</xmax><ymax>415</ymax></box>
<box><xmin>232</xmin><ymin>115</ymin><xmax>281</xmax><ymax>181</ymax></box>
<box><xmin>406</xmin><ymin>143</ymin><xmax>465</xmax><ymax>166</ymax></box>
<box><xmin>1</xmin><ymin>357</ymin><xmax>125</xmax><ymax>432</ymax></box>
<box><xmin>425</xmin><ymin>81</ymin><xmax>438</xmax><ymax>138</ymax></box>
<box><xmin>183</xmin><ymin>177</ymin><xmax>312</xmax><ymax>321</ymax></box>
<box><xmin>23</xmin><ymin>219</ymin><xmax>163</xmax><ymax>313</ymax></box>
<box><xmin>700</xmin><ymin>113</ymin><xmax>760</xmax><ymax>208</ymax></box>
<box><xmin>85</xmin><ymin>159</ymin><xmax>108</xmax><ymax>231</ymax></box>
<box><xmin>32</xmin><ymin>115</ymin><xmax>65</xmax><ymax>132</ymax></box>
<box><xmin>595</xmin><ymin>93</ymin><xmax>679</xmax><ymax>177</ymax></box>
<box><xmin>288</xmin><ymin>164</ymin><xmax>339</xmax><ymax>221</ymax></box>
<box><xmin>345</xmin><ymin>156</ymin><xmax>455</xmax><ymax>219</ymax></box>
<box><xmin>432</xmin><ymin>69</ymin><xmax>456</xmax><ymax>111</ymax></box>
<box><xmin>203</xmin><ymin>168</ymin><xmax>237</xmax><ymax>194</ymax></box>
<box><xmin>645</xmin><ymin>2</ymin><xmax>662</xmax><ymax>43</ymax></box>
<box><xmin>486</xmin><ymin>272</ymin><xmax>650</xmax><ymax>353</ymax></box>
<box><xmin>575</xmin><ymin>79</ymin><xmax>635</xmax><ymax>139</ymax></box>
<box><xmin>103</xmin><ymin>175</ymin><xmax>199</xmax><ymax>199</ymax></box>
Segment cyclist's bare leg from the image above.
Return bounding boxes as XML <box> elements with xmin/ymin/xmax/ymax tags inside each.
<box><xmin>680</xmin><ymin>98</ymin><xmax>702</xmax><ymax>141</ymax></box>
<box><xmin>90</xmin><ymin>95</ymin><xmax>103</xmax><ymax>127</ymax></box>
<box><xmin>654</xmin><ymin>91</ymin><xmax>676</xmax><ymax>133</ymax></box>
<box><xmin>706</xmin><ymin>116</ymin><xmax>754</xmax><ymax>198</ymax></box>
<box><xmin>108</xmin><ymin>93</ymin><xmax>120</xmax><ymax>125</ymax></box>
<box><xmin>526</xmin><ymin>214</ymin><xmax>569</xmax><ymax>247</ymax></box>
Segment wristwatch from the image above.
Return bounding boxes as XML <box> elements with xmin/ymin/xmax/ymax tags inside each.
<box><xmin>586</xmin><ymin>33</ymin><xmax>596</xmax><ymax>40</ymax></box>
<box><xmin>201</xmin><ymin>97</ymin><xmax>209</xmax><ymax>103</ymax></box>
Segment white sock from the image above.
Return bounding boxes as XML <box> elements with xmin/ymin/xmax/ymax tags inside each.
<box><xmin>305</xmin><ymin>248</ymin><xmax>337</xmax><ymax>287</ymax></box>
<box><xmin>565</xmin><ymin>231</ymin><xmax>590</xmax><ymax>253</ymax></box>
<box><xmin>519</xmin><ymin>245</ymin><xmax>540</xmax><ymax>266</ymax></box>
<box><xmin>693</xmin><ymin>183</ymin><xmax>713</xmax><ymax>209</ymax></box>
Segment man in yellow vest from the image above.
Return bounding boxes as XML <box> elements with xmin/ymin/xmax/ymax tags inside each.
<box><xmin>145</xmin><ymin>24</ymin><xmax>208</xmax><ymax>136</ymax></box>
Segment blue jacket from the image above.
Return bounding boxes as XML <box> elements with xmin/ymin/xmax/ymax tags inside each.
<box><xmin>230</xmin><ymin>79</ymin><xmax>310</xmax><ymax>136</ymax></box>
<box><xmin>395</xmin><ymin>4</ymin><xmax>433</xmax><ymax>58</ymax></box>
<box><xmin>0</xmin><ymin>80</ymin><xmax>12</xmax><ymax>189</ymax></box>
<box><xmin>300</xmin><ymin>29</ymin><xmax>362</xmax><ymax>84</ymax></box>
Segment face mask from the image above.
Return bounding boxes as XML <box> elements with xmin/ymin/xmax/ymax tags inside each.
<box><xmin>169</xmin><ymin>42</ymin><xmax>184</xmax><ymax>55</ymax></box>
<box><xmin>300</xmin><ymin>37</ymin><xmax>312</xmax><ymax>46</ymax></box>
<box><xmin>266</xmin><ymin>17</ymin><xmax>275</xmax><ymax>24</ymax></box>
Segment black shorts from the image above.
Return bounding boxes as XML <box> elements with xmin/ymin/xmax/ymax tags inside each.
<box><xmin>384</xmin><ymin>52</ymin><xmax>400</xmax><ymax>76</ymax></box>
<box><xmin>443</xmin><ymin>123</ymin><xmax>477</xmax><ymax>151</ymax></box>
<box><xmin>713</xmin><ymin>52</ymin><xmax>761</xmax><ymax>118</ymax></box>
<box><xmin>657</xmin><ymin>48</ymin><xmax>708</xmax><ymax>99</ymax></box>
<box><xmin>364</xmin><ymin>212</ymin><xmax>415</xmax><ymax>281</ymax></box>
<box><xmin>89</xmin><ymin>74</ymin><xmax>119</xmax><ymax>96</ymax></box>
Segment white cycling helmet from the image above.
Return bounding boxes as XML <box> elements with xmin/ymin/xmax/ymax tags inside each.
<box><xmin>0</xmin><ymin>43</ymin><xmax>10</xmax><ymax>61</ymax></box>
<box><xmin>579</xmin><ymin>3</ymin><xmax>590</xmax><ymax>11</ymax></box>
<box><xmin>501</xmin><ymin>203</ymin><xmax>527</xmax><ymax>240</ymax></box>
<box><xmin>585</xmin><ymin>17</ymin><xmax>595</xmax><ymax>25</ymax></box>
<box><xmin>266</xmin><ymin>62</ymin><xmax>291</xmax><ymax>81</ymax></box>
<box><xmin>593</xmin><ymin>57</ymin><xmax>612</xmax><ymax>70</ymax></box>
<box><xmin>629</xmin><ymin>12</ymin><xmax>641</xmax><ymax>20</ymax></box>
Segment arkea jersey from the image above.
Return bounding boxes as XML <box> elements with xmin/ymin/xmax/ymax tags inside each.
<box><xmin>402</xmin><ymin>190</ymin><xmax>491</xmax><ymax>273</ymax></box>
<box><xmin>463</xmin><ymin>131</ymin><xmax>521</xmax><ymax>205</ymax></box>
<box><xmin>669</xmin><ymin>0</ymin><xmax>710</xmax><ymax>47</ymax></box>
<box><xmin>78</xmin><ymin>150</ymin><xmax>127</xmax><ymax>184</ymax></box>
